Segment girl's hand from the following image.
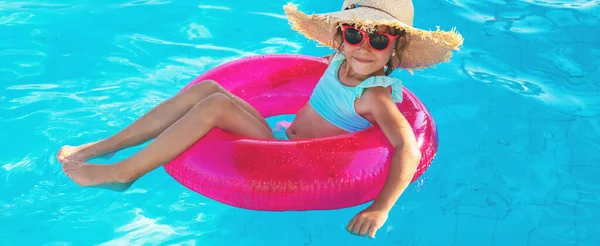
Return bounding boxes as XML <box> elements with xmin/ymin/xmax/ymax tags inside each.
<box><xmin>346</xmin><ymin>206</ymin><xmax>389</xmax><ymax>238</ymax></box>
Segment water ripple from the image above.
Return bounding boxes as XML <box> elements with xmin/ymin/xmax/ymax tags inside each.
<box><xmin>255</xmin><ymin>37</ymin><xmax>302</xmax><ymax>54</ymax></box>
<box><xmin>0</xmin><ymin>2</ymin><xmax>74</xmax><ymax>10</ymax></box>
<box><xmin>1</xmin><ymin>156</ymin><xmax>32</xmax><ymax>172</ymax></box>
<box><xmin>249</xmin><ymin>12</ymin><xmax>287</xmax><ymax>20</ymax></box>
<box><xmin>119</xmin><ymin>0</ymin><xmax>171</xmax><ymax>7</ymax></box>
<box><xmin>121</xmin><ymin>34</ymin><xmax>255</xmax><ymax>56</ymax></box>
<box><xmin>521</xmin><ymin>0</ymin><xmax>600</xmax><ymax>9</ymax></box>
<box><xmin>98</xmin><ymin>208</ymin><xmax>197</xmax><ymax>246</ymax></box>
<box><xmin>0</xmin><ymin>12</ymin><xmax>34</xmax><ymax>25</ymax></box>
<box><xmin>451</xmin><ymin>0</ymin><xmax>600</xmax><ymax>117</ymax></box>
<box><xmin>197</xmin><ymin>4</ymin><xmax>230</xmax><ymax>10</ymax></box>
<box><xmin>6</xmin><ymin>83</ymin><xmax>58</xmax><ymax>90</ymax></box>
<box><xmin>0</xmin><ymin>49</ymin><xmax>46</xmax><ymax>80</ymax></box>
<box><xmin>181</xmin><ymin>23</ymin><xmax>213</xmax><ymax>40</ymax></box>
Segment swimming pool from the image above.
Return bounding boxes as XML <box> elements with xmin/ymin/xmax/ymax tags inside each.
<box><xmin>1</xmin><ymin>0</ymin><xmax>598</xmax><ymax>245</ymax></box>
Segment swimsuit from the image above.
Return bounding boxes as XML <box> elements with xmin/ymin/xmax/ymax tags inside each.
<box><xmin>272</xmin><ymin>52</ymin><xmax>403</xmax><ymax>139</ymax></box>
<box><xmin>308</xmin><ymin>52</ymin><xmax>403</xmax><ymax>132</ymax></box>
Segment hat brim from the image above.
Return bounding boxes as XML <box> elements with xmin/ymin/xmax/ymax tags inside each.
<box><xmin>283</xmin><ymin>3</ymin><xmax>464</xmax><ymax>70</ymax></box>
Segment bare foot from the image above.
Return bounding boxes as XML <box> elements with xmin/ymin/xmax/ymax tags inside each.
<box><xmin>61</xmin><ymin>158</ymin><xmax>132</xmax><ymax>191</ymax></box>
<box><xmin>57</xmin><ymin>141</ymin><xmax>114</xmax><ymax>162</ymax></box>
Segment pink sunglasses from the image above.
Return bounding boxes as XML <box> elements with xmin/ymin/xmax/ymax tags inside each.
<box><xmin>341</xmin><ymin>25</ymin><xmax>401</xmax><ymax>51</ymax></box>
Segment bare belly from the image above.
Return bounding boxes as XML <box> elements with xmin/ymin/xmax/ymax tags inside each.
<box><xmin>285</xmin><ymin>104</ymin><xmax>348</xmax><ymax>140</ymax></box>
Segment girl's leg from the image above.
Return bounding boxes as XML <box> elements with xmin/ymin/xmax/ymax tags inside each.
<box><xmin>57</xmin><ymin>80</ymin><xmax>268</xmax><ymax>162</ymax></box>
<box><xmin>61</xmin><ymin>92</ymin><xmax>273</xmax><ymax>187</ymax></box>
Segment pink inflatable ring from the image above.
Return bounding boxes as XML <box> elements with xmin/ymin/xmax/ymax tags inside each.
<box><xmin>164</xmin><ymin>54</ymin><xmax>438</xmax><ymax>211</ymax></box>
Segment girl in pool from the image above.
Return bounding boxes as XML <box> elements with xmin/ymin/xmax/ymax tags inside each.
<box><xmin>57</xmin><ymin>0</ymin><xmax>462</xmax><ymax>238</ymax></box>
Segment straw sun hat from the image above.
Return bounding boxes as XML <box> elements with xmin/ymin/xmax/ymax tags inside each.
<box><xmin>283</xmin><ymin>0</ymin><xmax>464</xmax><ymax>70</ymax></box>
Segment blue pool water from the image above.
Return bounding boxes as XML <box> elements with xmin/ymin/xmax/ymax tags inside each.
<box><xmin>1</xmin><ymin>0</ymin><xmax>599</xmax><ymax>245</ymax></box>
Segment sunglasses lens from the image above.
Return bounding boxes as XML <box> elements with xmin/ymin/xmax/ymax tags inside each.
<box><xmin>369</xmin><ymin>34</ymin><xmax>390</xmax><ymax>50</ymax></box>
<box><xmin>344</xmin><ymin>27</ymin><xmax>363</xmax><ymax>45</ymax></box>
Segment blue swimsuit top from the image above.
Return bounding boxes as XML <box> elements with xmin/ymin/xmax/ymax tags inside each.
<box><xmin>308</xmin><ymin>52</ymin><xmax>404</xmax><ymax>132</ymax></box>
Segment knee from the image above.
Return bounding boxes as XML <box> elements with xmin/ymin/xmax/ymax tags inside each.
<box><xmin>204</xmin><ymin>92</ymin><xmax>231</xmax><ymax>103</ymax></box>
<box><xmin>187</xmin><ymin>80</ymin><xmax>224</xmax><ymax>97</ymax></box>
<box><xmin>197</xmin><ymin>92</ymin><xmax>234</xmax><ymax>119</ymax></box>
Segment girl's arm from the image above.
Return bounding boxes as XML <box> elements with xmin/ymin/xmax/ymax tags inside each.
<box><xmin>346</xmin><ymin>87</ymin><xmax>421</xmax><ymax>238</ymax></box>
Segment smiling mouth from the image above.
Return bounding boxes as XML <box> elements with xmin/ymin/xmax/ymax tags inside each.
<box><xmin>354</xmin><ymin>57</ymin><xmax>372</xmax><ymax>63</ymax></box>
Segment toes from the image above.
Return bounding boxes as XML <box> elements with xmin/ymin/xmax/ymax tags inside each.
<box><xmin>61</xmin><ymin>161</ymin><xmax>72</xmax><ymax>173</ymax></box>
<box><xmin>62</xmin><ymin>162</ymin><xmax>72</xmax><ymax>171</ymax></box>
<box><xmin>62</xmin><ymin>158</ymin><xmax>80</xmax><ymax>172</ymax></box>
<box><xmin>56</xmin><ymin>149</ymin><xmax>63</xmax><ymax>159</ymax></box>
<box><xmin>64</xmin><ymin>158</ymin><xmax>79</xmax><ymax>166</ymax></box>
<box><xmin>57</xmin><ymin>146</ymin><xmax>70</xmax><ymax>162</ymax></box>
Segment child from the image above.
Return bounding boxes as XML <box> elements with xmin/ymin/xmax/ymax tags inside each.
<box><xmin>57</xmin><ymin>0</ymin><xmax>462</xmax><ymax>238</ymax></box>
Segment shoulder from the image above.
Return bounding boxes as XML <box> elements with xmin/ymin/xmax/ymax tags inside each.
<box><xmin>359</xmin><ymin>75</ymin><xmax>403</xmax><ymax>103</ymax></box>
<box><xmin>356</xmin><ymin>86</ymin><xmax>395</xmax><ymax>114</ymax></box>
<box><xmin>322</xmin><ymin>52</ymin><xmax>341</xmax><ymax>65</ymax></box>
<box><xmin>321</xmin><ymin>54</ymin><xmax>334</xmax><ymax>64</ymax></box>
<box><xmin>361</xmin><ymin>86</ymin><xmax>393</xmax><ymax>104</ymax></box>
